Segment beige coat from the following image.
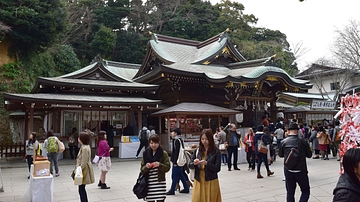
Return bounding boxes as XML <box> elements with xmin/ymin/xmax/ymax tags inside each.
<box><xmin>317</xmin><ymin>132</ymin><xmax>331</xmax><ymax>145</ymax></box>
<box><xmin>76</xmin><ymin>145</ymin><xmax>95</xmax><ymax>185</ymax></box>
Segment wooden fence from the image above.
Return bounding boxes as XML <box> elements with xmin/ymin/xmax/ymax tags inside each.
<box><xmin>0</xmin><ymin>143</ymin><xmax>25</xmax><ymax>158</ymax></box>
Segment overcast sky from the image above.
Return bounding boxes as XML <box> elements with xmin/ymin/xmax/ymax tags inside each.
<box><xmin>209</xmin><ymin>0</ymin><xmax>359</xmax><ymax>72</ymax></box>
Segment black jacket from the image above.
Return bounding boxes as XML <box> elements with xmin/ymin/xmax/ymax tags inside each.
<box><xmin>279</xmin><ymin>135</ymin><xmax>312</xmax><ymax>171</ymax></box>
<box><xmin>333</xmin><ymin>173</ymin><xmax>360</xmax><ymax>202</ymax></box>
<box><xmin>224</xmin><ymin>125</ymin><xmax>241</xmax><ymax>147</ymax></box>
<box><xmin>189</xmin><ymin>148</ymin><xmax>221</xmax><ymax>181</ymax></box>
<box><xmin>170</xmin><ymin>138</ymin><xmax>183</xmax><ymax>165</ymax></box>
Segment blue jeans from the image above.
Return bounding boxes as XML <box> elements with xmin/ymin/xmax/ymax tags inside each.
<box><xmin>221</xmin><ymin>154</ymin><xmax>227</xmax><ymax>164</ymax></box>
<box><xmin>169</xmin><ymin>164</ymin><xmax>189</xmax><ymax>192</ymax></box>
<box><xmin>284</xmin><ymin>169</ymin><xmax>310</xmax><ymax>202</ymax></box>
<box><xmin>257</xmin><ymin>153</ymin><xmax>270</xmax><ymax>174</ymax></box>
<box><xmin>227</xmin><ymin>146</ymin><xmax>239</xmax><ymax>169</ymax></box>
<box><xmin>47</xmin><ymin>152</ymin><xmax>59</xmax><ymax>174</ymax></box>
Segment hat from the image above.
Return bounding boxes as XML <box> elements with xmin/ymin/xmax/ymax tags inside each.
<box><xmin>288</xmin><ymin>123</ymin><xmax>299</xmax><ymax>130</ymax></box>
<box><xmin>172</xmin><ymin>128</ymin><xmax>181</xmax><ymax>135</ymax></box>
<box><xmin>257</xmin><ymin>125</ymin><xmax>264</xmax><ymax>132</ymax></box>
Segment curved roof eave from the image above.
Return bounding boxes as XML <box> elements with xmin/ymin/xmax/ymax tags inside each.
<box><xmin>149</xmin><ymin>40</ymin><xmax>177</xmax><ymax>64</ymax></box>
<box><xmin>36</xmin><ymin>77</ymin><xmax>159</xmax><ymax>91</ymax></box>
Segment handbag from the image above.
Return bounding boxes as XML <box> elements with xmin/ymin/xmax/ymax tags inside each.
<box><xmin>133</xmin><ymin>172</ymin><xmax>149</xmax><ymax>199</ymax></box>
<box><xmin>92</xmin><ymin>155</ymin><xmax>100</xmax><ymax>164</ymax></box>
<box><xmin>258</xmin><ymin>135</ymin><xmax>268</xmax><ymax>154</ymax></box>
<box><xmin>71</xmin><ymin>168</ymin><xmax>75</xmax><ymax>180</ymax></box>
<box><xmin>74</xmin><ymin>166</ymin><xmax>83</xmax><ymax>185</ymax></box>
<box><xmin>92</xmin><ymin>153</ymin><xmax>105</xmax><ymax>164</ymax></box>
<box><xmin>189</xmin><ymin>148</ymin><xmax>199</xmax><ymax>181</ymax></box>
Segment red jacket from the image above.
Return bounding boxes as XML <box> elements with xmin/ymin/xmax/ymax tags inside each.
<box><xmin>243</xmin><ymin>133</ymin><xmax>255</xmax><ymax>152</ymax></box>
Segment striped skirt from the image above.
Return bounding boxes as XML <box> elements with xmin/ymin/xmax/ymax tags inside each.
<box><xmin>145</xmin><ymin>167</ymin><xmax>166</xmax><ymax>201</ymax></box>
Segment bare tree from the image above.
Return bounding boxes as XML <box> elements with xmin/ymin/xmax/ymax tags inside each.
<box><xmin>331</xmin><ymin>19</ymin><xmax>360</xmax><ymax>70</ymax></box>
<box><xmin>310</xmin><ymin>58</ymin><xmax>354</xmax><ymax>101</ymax></box>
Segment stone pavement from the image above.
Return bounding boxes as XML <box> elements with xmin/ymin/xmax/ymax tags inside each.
<box><xmin>0</xmin><ymin>155</ymin><xmax>340</xmax><ymax>202</ymax></box>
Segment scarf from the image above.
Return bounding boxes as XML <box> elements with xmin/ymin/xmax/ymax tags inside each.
<box><xmin>143</xmin><ymin>147</ymin><xmax>164</xmax><ymax>164</ymax></box>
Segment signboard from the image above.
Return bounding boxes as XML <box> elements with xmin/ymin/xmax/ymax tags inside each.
<box><xmin>311</xmin><ymin>100</ymin><xmax>336</xmax><ymax>109</ymax></box>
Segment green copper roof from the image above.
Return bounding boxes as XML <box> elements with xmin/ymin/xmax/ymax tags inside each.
<box><xmin>242</xmin><ymin>66</ymin><xmax>308</xmax><ymax>84</ymax></box>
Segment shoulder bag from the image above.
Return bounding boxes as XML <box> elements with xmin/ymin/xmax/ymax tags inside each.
<box><xmin>258</xmin><ymin>135</ymin><xmax>268</xmax><ymax>154</ymax></box>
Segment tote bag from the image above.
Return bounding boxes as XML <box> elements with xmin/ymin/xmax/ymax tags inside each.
<box><xmin>133</xmin><ymin>172</ymin><xmax>149</xmax><ymax>199</ymax></box>
<box><xmin>176</xmin><ymin>139</ymin><xmax>187</xmax><ymax>166</ymax></box>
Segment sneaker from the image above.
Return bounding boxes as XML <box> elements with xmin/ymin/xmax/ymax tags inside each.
<box><xmin>234</xmin><ymin>168</ymin><xmax>240</xmax><ymax>170</ymax></box>
<box><xmin>228</xmin><ymin>168</ymin><xmax>231</xmax><ymax>171</ymax></box>
<box><xmin>135</xmin><ymin>156</ymin><xmax>138</xmax><ymax>159</ymax></box>
<box><xmin>166</xmin><ymin>191</ymin><xmax>175</xmax><ymax>195</ymax></box>
<box><xmin>282</xmin><ymin>177</ymin><xmax>286</xmax><ymax>181</ymax></box>
<box><xmin>27</xmin><ymin>176</ymin><xmax>30</xmax><ymax>179</ymax></box>
<box><xmin>55</xmin><ymin>173</ymin><xmax>60</xmax><ymax>177</ymax></box>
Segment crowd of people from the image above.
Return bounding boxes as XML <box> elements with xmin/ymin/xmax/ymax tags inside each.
<box><xmin>25</xmin><ymin>117</ymin><xmax>358</xmax><ymax>201</ymax></box>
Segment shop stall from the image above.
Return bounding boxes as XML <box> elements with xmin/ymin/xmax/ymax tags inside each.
<box><xmin>151</xmin><ymin>103</ymin><xmax>239</xmax><ymax>153</ymax></box>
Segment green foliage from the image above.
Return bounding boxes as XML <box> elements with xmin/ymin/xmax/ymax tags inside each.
<box><xmin>2</xmin><ymin>62</ymin><xmax>20</xmax><ymax>79</ymax></box>
<box><xmin>52</xmin><ymin>45</ymin><xmax>81</xmax><ymax>74</ymax></box>
<box><xmin>89</xmin><ymin>25</ymin><xmax>117</xmax><ymax>59</ymax></box>
<box><xmin>0</xmin><ymin>0</ymin><xmax>67</xmax><ymax>58</ymax></box>
<box><xmin>112</xmin><ymin>30</ymin><xmax>148</xmax><ymax>64</ymax></box>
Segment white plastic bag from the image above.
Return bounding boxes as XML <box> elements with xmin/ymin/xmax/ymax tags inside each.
<box><xmin>74</xmin><ymin>166</ymin><xmax>83</xmax><ymax>185</ymax></box>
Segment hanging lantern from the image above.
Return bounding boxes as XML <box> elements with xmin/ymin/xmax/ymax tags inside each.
<box><xmin>257</xmin><ymin>100</ymin><xmax>261</xmax><ymax>111</ymax></box>
<box><xmin>244</xmin><ymin>99</ymin><xmax>248</xmax><ymax>110</ymax></box>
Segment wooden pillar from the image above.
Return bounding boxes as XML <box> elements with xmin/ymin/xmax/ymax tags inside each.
<box><xmin>29</xmin><ymin>104</ymin><xmax>34</xmax><ymax>134</ymax></box>
<box><xmin>158</xmin><ymin>116</ymin><xmax>162</xmax><ymax>134</ymax></box>
<box><xmin>24</xmin><ymin>110</ymin><xmax>29</xmax><ymax>145</ymax></box>
<box><xmin>137</xmin><ymin>110</ymin><xmax>142</xmax><ymax>132</ymax></box>
<box><xmin>218</xmin><ymin>115</ymin><xmax>221</xmax><ymax>128</ymax></box>
<box><xmin>270</xmin><ymin>98</ymin><xmax>277</xmax><ymax>123</ymax></box>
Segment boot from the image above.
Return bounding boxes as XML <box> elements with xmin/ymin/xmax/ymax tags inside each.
<box><xmin>98</xmin><ymin>180</ymin><xmax>101</xmax><ymax>187</ymax></box>
<box><xmin>257</xmin><ymin>173</ymin><xmax>263</xmax><ymax>179</ymax></box>
<box><xmin>267</xmin><ymin>171</ymin><xmax>274</xmax><ymax>176</ymax></box>
<box><xmin>101</xmin><ymin>183</ymin><xmax>110</xmax><ymax>189</ymax></box>
<box><xmin>187</xmin><ymin>180</ymin><xmax>193</xmax><ymax>188</ymax></box>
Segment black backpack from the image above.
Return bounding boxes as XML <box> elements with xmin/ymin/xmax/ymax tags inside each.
<box><xmin>284</xmin><ymin>140</ymin><xmax>301</xmax><ymax>170</ymax></box>
<box><xmin>140</xmin><ymin>130</ymin><xmax>147</xmax><ymax>141</ymax></box>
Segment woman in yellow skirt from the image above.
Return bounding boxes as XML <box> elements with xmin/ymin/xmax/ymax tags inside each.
<box><xmin>190</xmin><ymin>129</ymin><xmax>222</xmax><ymax>202</ymax></box>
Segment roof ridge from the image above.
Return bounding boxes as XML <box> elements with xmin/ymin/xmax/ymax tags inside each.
<box><xmin>152</xmin><ymin>33</ymin><xmax>200</xmax><ymax>46</ymax></box>
<box><xmin>197</xmin><ymin>32</ymin><xmax>224</xmax><ymax>49</ymax></box>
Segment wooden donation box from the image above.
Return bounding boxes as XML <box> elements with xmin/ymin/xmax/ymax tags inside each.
<box><xmin>33</xmin><ymin>160</ymin><xmax>50</xmax><ymax>177</ymax></box>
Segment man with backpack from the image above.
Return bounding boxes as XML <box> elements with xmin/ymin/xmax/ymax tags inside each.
<box><xmin>279</xmin><ymin>122</ymin><xmax>312</xmax><ymax>202</ymax></box>
<box><xmin>44</xmin><ymin>130</ymin><xmax>60</xmax><ymax>177</ymax></box>
<box><xmin>135</xmin><ymin>125</ymin><xmax>150</xmax><ymax>159</ymax></box>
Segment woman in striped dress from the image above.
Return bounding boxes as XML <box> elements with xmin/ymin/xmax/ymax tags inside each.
<box><xmin>141</xmin><ymin>134</ymin><xmax>171</xmax><ymax>201</ymax></box>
